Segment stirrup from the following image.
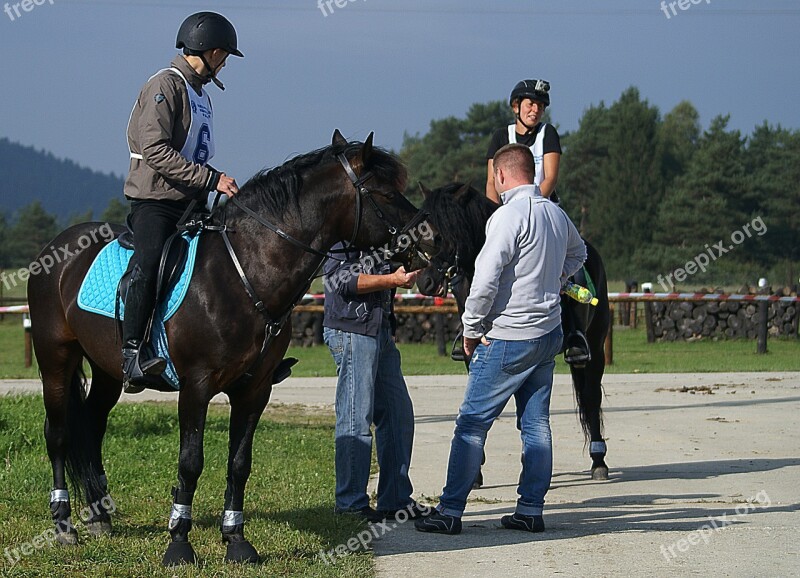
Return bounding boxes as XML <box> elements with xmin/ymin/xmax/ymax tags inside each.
<box><xmin>122</xmin><ymin>344</ymin><xmax>166</xmax><ymax>393</ymax></box>
<box><xmin>564</xmin><ymin>331</ymin><xmax>591</xmax><ymax>367</ymax></box>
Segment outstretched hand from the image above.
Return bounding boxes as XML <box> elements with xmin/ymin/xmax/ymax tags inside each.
<box><xmin>393</xmin><ymin>266</ymin><xmax>419</xmax><ymax>289</ymax></box>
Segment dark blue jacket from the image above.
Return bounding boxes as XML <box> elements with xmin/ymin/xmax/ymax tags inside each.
<box><xmin>323</xmin><ymin>243</ymin><xmax>395</xmax><ymax>337</ymax></box>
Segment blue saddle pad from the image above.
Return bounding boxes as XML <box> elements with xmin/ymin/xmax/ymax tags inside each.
<box><xmin>77</xmin><ymin>233</ymin><xmax>201</xmax><ymax>389</ymax></box>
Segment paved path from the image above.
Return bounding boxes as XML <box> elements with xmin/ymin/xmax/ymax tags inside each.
<box><xmin>4</xmin><ymin>372</ymin><xmax>799</xmax><ymax>576</ymax></box>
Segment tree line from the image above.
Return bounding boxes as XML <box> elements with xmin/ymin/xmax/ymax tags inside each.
<box><xmin>400</xmin><ymin>87</ymin><xmax>799</xmax><ymax>287</ymax></box>
<box><xmin>3</xmin><ymin>86</ymin><xmax>798</xmax><ymax>286</ymax></box>
<box><xmin>0</xmin><ymin>198</ymin><xmax>128</xmax><ymax>269</ymax></box>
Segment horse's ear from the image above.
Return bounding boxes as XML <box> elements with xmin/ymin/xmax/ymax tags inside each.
<box><xmin>418</xmin><ymin>182</ymin><xmax>432</xmax><ymax>198</ymax></box>
<box><xmin>332</xmin><ymin>129</ymin><xmax>347</xmax><ymax>147</ymax></box>
<box><xmin>453</xmin><ymin>181</ymin><xmax>473</xmax><ymax>204</ymax></box>
<box><xmin>361</xmin><ymin>132</ymin><xmax>374</xmax><ymax>166</ymax></box>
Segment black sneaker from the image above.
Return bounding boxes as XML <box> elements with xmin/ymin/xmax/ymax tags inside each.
<box><xmin>500</xmin><ymin>512</ymin><xmax>545</xmax><ymax>533</ymax></box>
<box><xmin>414</xmin><ymin>511</ymin><xmax>462</xmax><ymax>535</ymax></box>
<box><xmin>381</xmin><ymin>501</ymin><xmax>431</xmax><ymax>521</ymax></box>
<box><xmin>335</xmin><ymin>506</ymin><xmax>385</xmax><ymax>524</ymax></box>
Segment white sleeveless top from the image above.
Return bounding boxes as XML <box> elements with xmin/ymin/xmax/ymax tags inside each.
<box><xmin>507</xmin><ymin>123</ymin><xmax>549</xmax><ymax>188</ymax></box>
<box><xmin>128</xmin><ymin>67</ymin><xmax>215</xmax><ymax>166</ymax></box>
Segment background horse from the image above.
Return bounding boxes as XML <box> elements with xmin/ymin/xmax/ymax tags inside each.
<box><xmin>27</xmin><ymin>130</ymin><xmax>438</xmax><ymax>565</ymax></box>
<box><xmin>416</xmin><ymin>182</ymin><xmax>610</xmax><ymax>480</ymax></box>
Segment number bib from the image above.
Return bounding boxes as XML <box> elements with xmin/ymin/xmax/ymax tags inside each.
<box><xmin>128</xmin><ymin>67</ymin><xmax>215</xmax><ymax>166</ymax></box>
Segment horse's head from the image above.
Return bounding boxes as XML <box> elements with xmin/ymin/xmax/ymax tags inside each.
<box><xmin>415</xmin><ymin>181</ymin><xmax>499</xmax><ymax>299</ymax></box>
<box><xmin>328</xmin><ymin>129</ymin><xmax>439</xmax><ymax>271</ymax></box>
<box><xmin>232</xmin><ymin>130</ymin><xmax>439</xmax><ymax>271</ymax></box>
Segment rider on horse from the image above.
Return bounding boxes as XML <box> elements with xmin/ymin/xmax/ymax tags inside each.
<box><xmin>121</xmin><ymin>12</ymin><xmax>243</xmax><ymax>392</ymax></box>
<box><xmin>486</xmin><ymin>80</ymin><xmax>591</xmax><ymax>366</ymax></box>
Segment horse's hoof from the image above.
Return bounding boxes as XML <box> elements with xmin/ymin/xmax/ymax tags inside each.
<box><xmin>162</xmin><ymin>540</ymin><xmax>197</xmax><ymax>566</ymax></box>
<box><xmin>56</xmin><ymin>530</ymin><xmax>79</xmax><ymax>545</ymax></box>
<box><xmin>591</xmin><ymin>465</ymin><xmax>609</xmax><ymax>481</ymax></box>
<box><xmin>85</xmin><ymin>520</ymin><xmax>112</xmax><ymax>537</ymax></box>
<box><xmin>225</xmin><ymin>540</ymin><xmax>260</xmax><ymax>564</ymax></box>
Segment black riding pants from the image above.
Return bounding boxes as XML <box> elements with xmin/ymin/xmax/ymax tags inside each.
<box><xmin>121</xmin><ymin>198</ymin><xmax>191</xmax><ymax>345</ymax></box>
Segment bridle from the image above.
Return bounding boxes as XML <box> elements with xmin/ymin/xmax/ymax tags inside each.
<box><xmin>430</xmin><ymin>248</ymin><xmax>467</xmax><ymax>298</ymax></box>
<box><xmin>334</xmin><ymin>152</ymin><xmax>431</xmax><ymax>260</ymax></box>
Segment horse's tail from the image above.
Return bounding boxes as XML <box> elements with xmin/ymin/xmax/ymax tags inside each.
<box><xmin>64</xmin><ymin>366</ymin><xmax>106</xmax><ymax>503</ymax></box>
<box><xmin>570</xmin><ymin>366</ymin><xmax>603</xmax><ymax>444</ymax></box>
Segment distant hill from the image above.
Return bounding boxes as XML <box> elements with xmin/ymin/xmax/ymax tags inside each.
<box><xmin>0</xmin><ymin>137</ymin><xmax>124</xmax><ymax>221</ymax></box>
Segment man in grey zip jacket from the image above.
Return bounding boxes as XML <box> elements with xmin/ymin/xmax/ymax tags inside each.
<box><xmin>416</xmin><ymin>143</ymin><xmax>586</xmax><ymax>535</ymax></box>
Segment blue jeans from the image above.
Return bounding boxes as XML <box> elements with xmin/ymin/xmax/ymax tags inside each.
<box><xmin>324</xmin><ymin>325</ymin><xmax>415</xmax><ymax>512</ymax></box>
<box><xmin>438</xmin><ymin>327</ymin><xmax>563</xmax><ymax>518</ymax></box>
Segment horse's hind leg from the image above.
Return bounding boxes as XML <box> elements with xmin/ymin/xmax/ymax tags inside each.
<box><xmin>572</xmin><ymin>354</ymin><xmax>609</xmax><ymax>481</ymax></box>
<box><xmin>41</xmin><ymin>344</ymin><xmax>85</xmax><ymax>545</ymax></box>
<box><xmin>82</xmin><ymin>365</ymin><xmax>122</xmax><ymax>536</ymax></box>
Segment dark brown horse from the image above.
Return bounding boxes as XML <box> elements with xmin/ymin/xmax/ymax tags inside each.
<box><xmin>27</xmin><ymin>130</ymin><xmax>438</xmax><ymax>565</ymax></box>
<box><xmin>415</xmin><ymin>182</ymin><xmax>610</xmax><ymax>481</ymax></box>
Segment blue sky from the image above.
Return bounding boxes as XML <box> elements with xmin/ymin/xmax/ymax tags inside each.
<box><xmin>1</xmin><ymin>0</ymin><xmax>798</xmax><ymax>187</ymax></box>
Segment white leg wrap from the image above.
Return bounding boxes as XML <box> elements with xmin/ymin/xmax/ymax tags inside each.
<box><xmin>50</xmin><ymin>489</ymin><xmax>70</xmax><ymax>503</ymax></box>
<box><xmin>590</xmin><ymin>441</ymin><xmax>607</xmax><ymax>455</ymax></box>
<box><xmin>168</xmin><ymin>503</ymin><xmax>192</xmax><ymax>530</ymax></box>
<box><xmin>222</xmin><ymin>510</ymin><xmax>244</xmax><ymax>528</ymax></box>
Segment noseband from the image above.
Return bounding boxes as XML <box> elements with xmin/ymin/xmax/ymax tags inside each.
<box><xmin>431</xmin><ymin>249</ymin><xmax>466</xmax><ymax>297</ymax></box>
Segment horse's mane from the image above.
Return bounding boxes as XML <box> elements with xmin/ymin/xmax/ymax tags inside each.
<box><xmin>236</xmin><ymin>141</ymin><xmax>407</xmax><ymax>218</ymax></box>
<box><xmin>422</xmin><ymin>182</ymin><xmax>499</xmax><ymax>267</ymax></box>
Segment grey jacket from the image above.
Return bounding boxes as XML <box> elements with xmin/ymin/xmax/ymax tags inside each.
<box><xmin>124</xmin><ymin>55</ymin><xmax>220</xmax><ymax>202</ymax></box>
<box><xmin>462</xmin><ymin>184</ymin><xmax>586</xmax><ymax>340</ymax></box>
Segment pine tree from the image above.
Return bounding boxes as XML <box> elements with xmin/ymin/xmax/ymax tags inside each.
<box><xmin>651</xmin><ymin>116</ymin><xmax>750</xmax><ymax>282</ymax></box>
<box><xmin>5</xmin><ymin>202</ymin><xmax>60</xmax><ymax>268</ymax></box>
<box><xmin>586</xmin><ymin>88</ymin><xmax>663</xmax><ymax>277</ymax></box>
<box><xmin>101</xmin><ymin>197</ymin><xmax>130</xmax><ymax>225</ymax></box>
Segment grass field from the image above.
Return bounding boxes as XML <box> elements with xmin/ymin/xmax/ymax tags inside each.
<box><xmin>1</xmin><ymin>317</ymin><xmax>798</xmax><ymax>379</ymax></box>
<box><xmin>0</xmin><ymin>396</ymin><xmax>373</xmax><ymax>577</ymax></box>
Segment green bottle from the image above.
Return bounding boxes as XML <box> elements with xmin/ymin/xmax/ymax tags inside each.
<box><xmin>563</xmin><ymin>281</ymin><xmax>598</xmax><ymax>306</ymax></box>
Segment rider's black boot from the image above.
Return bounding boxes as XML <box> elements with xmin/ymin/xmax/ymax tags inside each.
<box><xmin>562</xmin><ymin>296</ymin><xmax>592</xmax><ymax>368</ymax></box>
<box><xmin>122</xmin><ymin>339</ymin><xmax>167</xmax><ymax>394</ymax></box>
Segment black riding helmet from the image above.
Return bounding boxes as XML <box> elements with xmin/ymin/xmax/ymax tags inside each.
<box><xmin>509</xmin><ymin>79</ymin><xmax>550</xmax><ymax>107</ymax></box>
<box><xmin>176</xmin><ymin>12</ymin><xmax>244</xmax><ymax>58</ymax></box>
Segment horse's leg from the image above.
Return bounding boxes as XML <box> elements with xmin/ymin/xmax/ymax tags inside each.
<box><xmin>573</xmin><ymin>355</ymin><xmax>609</xmax><ymax>480</ymax></box>
<box><xmin>219</xmin><ymin>380</ymin><xmax>273</xmax><ymax>563</ymax></box>
<box><xmin>82</xmin><ymin>365</ymin><xmax>122</xmax><ymax>536</ymax></box>
<box><xmin>41</xmin><ymin>345</ymin><xmax>84</xmax><ymax>545</ymax></box>
<box><xmin>162</xmin><ymin>390</ymin><xmax>211</xmax><ymax>566</ymax></box>
<box><xmin>570</xmin><ymin>305</ymin><xmax>609</xmax><ymax>480</ymax></box>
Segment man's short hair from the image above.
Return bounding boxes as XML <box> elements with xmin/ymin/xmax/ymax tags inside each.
<box><xmin>493</xmin><ymin>143</ymin><xmax>535</xmax><ymax>183</ymax></box>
